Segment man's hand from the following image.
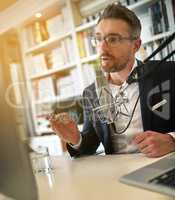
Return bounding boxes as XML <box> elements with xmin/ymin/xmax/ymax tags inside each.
<box><xmin>133</xmin><ymin>131</ymin><xmax>175</xmax><ymax>157</ymax></box>
<box><xmin>49</xmin><ymin>112</ymin><xmax>81</xmax><ymax>145</ymax></box>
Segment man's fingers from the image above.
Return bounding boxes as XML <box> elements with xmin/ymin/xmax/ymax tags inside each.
<box><xmin>133</xmin><ymin>131</ymin><xmax>154</xmax><ymax>144</ymax></box>
<box><xmin>51</xmin><ymin>113</ymin><xmax>74</xmax><ymax>124</ymax></box>
<box><xmin>140</xmin><ymin>144</ymin><xmax>153</xmax><ymax>155</ymax></box>
<box><xmin>51</xmin><ymin>121</ymin><xmax>68</xmax><ymax>134</ymax></box>
<box><xmin>137</xmin><ymin>140</ymin><xmax>149</xmax><ymax>151</ymax></box>
<box><xmin>133</xmin><ymin>133</ymin><xmax>147</xmax><ymax>144</ymax></box>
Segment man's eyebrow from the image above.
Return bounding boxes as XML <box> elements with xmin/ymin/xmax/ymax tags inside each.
<box><xmin>94</xmin><ymin>33</ymin><xmax>122</xmax><ymax>37</ymax></box>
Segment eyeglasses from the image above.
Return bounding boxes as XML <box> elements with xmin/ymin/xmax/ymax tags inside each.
<box><xmin>91</xmin><ymin>34</ymin><xmax>137</xmax><ymax>48</ymax></box>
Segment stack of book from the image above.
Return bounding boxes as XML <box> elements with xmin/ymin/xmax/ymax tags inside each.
<box><xmin>47</xmin><ymin>37</ymin><xmax>75</xmax><ymax>69</ymax></box>
<box><xmin>77</xmin><ymin>28</ymin><xmax>97</xmax><ymax>58</ymax></box>
<box><xmin>81</xmin><ymin>62</ymin><xmax>96</xmax><ymax>88</ymax></box>
<box><xmin>23</xmin><ymin>21</ymin><xmax>49</xmax><ymax>48</ymax></box>
<box><xmin>137</xmin><ymin>38</ymin><xmax>175</xmax><ymax>61</ymax></box>
<box><xmin>139</xmin><ymin>12</ymin><xmax>152</xmax><ymax>43</ymax></box>
<box><xmin>46</xmin><ymin>14</ymin><xmax>64</xmax><ymax>38</ymax></box>
<box><xmin>32</xmin><ymin>77</ymin><xmax>55</xmax><ymax>101</ymax></box>
<box><xmin>29</xmin><ymin>53</ymin><xmax>47</xmax><ymax>76</ymax></box>
<box><xmin>119</xmin><ymin>0</ymin><xmax>138</xmax><ymax>6</ymax></box>
<box><xmin>56</xmin><ymin>75</ymin><xmax>75</xmax><ymax>98</ymax></box>
<box><xmin>46</xmin><ymin>5</ymin><xmax>72</xmax><ymax>39</ymax></box>
<box><xmin>23</xmin><ymin>5</ymin><xmax>72</xmax><ymax>49</ymax></box>
<box><xmin>149</xmin><ymin>0</ymin><xmax>169</xmax><ymax>35</ymax></box>
<box><xmin>56</xmin><ymin>69</ymin><xmax>82</xmax><ymax>99</ymax></box>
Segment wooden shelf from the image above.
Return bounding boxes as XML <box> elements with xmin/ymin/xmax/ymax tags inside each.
<box><xmin>30</xmin><ymin>62</ymin><xmax>76</xmax><ymax>80</ymax></box>
<box><xmin>128</xmin><ymin>0</ymin><xmax>157</xmax><ymax>11</ymax></box>
<box><xmin>81</xmin><ymin>54</ymin><xmax>99</xmax><ymax>64</ymax></box>
<box><xmin>143</xmin><ymin>31</ymin><xmax>174</xmax><ymax>45</ymax></box>
<box><xmin>76</xmin><ymin>20</ymin><xmax>97</xmax><ymax>32</ymax></box>
<box><xmin>25</xmin><ymin>31</ymin><xmax>73</xmax><ymax>54</ymax></box>
<box><xmin>34</xmin><ymin>94</ymin><xmax>81</xmax><ymax>105</ymax></box>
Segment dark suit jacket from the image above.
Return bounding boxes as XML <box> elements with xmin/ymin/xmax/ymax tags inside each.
<box><xmin>67</xmin><ymin>61</ymin><xmax>175</xmax><ymax>157</ymax></box>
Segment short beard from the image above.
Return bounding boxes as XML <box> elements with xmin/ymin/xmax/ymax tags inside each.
<box><xmin>101</xmin><ymin>57</ymin><xmax>130</xmax><ymax>73</ymax></box>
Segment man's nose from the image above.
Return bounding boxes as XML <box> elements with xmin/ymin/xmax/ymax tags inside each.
<box><xmin>97</xmin><ymin>39</ymin><xmax>109</xmax><ymax>52</ymax></box>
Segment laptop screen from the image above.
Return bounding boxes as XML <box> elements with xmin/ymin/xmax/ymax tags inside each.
<box><xmin>0</xmin><ymin>64</ymin><xmax>38</xmax><ymax>199</ymax></box>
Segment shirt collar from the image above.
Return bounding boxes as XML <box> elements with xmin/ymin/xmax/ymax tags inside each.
<box><xmin>108</xmin><ymin>59</ymin><xmax>137</xmax><ymax>87</ymax></box>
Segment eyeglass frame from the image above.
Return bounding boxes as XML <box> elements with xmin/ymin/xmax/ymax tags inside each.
<box><xmin>91</xmin><ymin>33</ymin><xmax>138</xmax><ymax>48</ymax></box>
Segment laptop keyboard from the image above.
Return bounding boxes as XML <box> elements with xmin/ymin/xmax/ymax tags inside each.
<box><xmin>149</xmin><ymin>168</ymin><xmax>175</xmax><ymax>187</ymax></box>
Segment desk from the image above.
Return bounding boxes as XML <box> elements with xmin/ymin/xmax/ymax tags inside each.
<box><xmin>35</xmin><ymin>154</ymin><xmax>174</xmax><ymax>200</ymax></box>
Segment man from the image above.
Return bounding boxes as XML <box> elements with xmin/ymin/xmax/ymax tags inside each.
<box><xmin>50</xmin><ymin>4</ymin><xmax>175</xmax><ymax>158</ymax></box>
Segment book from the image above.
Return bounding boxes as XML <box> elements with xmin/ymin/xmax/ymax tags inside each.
<box><xmin>71</xmin><ymin>68</ymin><xmax>82</xmax><ymax>96</ymax></box>
<box><xmin>46</xmin><ymin>14</ymin><xmax>64</xmax><ymax>38</ymax></box>
<box><xmin>139</xmin><ymin>12</ymin><xmax>152</xmax><ymax>43</ymax></box>
<box><xmin>32</xmin><ymin>80</ymin><xmax>39</xmax><ymax>100</ymax></box>
<box><xmin>160</xmin><ymin>0</ymin><xmax>169</xmax><ymax>32</ymax></box>
<box><xmin>83</xmin><ymin>29</ymin><xmax>97</xmax><ymax>56</ymax></box>
<box><xmin>33</xmin><ymin>21</ymin><xmax>49</xmax><ymax>44</ymax></box>
<box><xmin>172</xmin><ymin>0</ymin><xmax>175</xmax><ymax>21</ymax></box>
<box><xmin>82</xmin><ymin>63</ymin><xmax>96</xmax><ymax>88</ymax></box>
<box><xmin>119</xmin><ymin>0</ymin><xmax>128</xmax><ymax>6</ymax></box>
<box><xmin>64</xmin><ymin>37</ymin><xmax>76</xmax><ymax>63</ymax></box>
<box><xmin>56</xmin><ymin>75</ymin><xmax>75</xmax><ymax>98</ymax></box>
<box><xmin>61</xmin><ymin>5</ymin><xmax>72</xmax><ymax>32</ymax></box>
<box><xmin>23</xmin><ymin>25</ymin><xmax>36</xmax><ymax>48</ymax></box>
<box><xmin>31</xmin><ymin>53</ymin><xmax>47</xmax><ymax>75</ymax></box>
<box><xmin>49</xmin><ymin>46</ymin><xmax>65</xmax><ymax>69</ymax></box>
<box><xmin>37</xmin><ymin>77</ymin><xmax>56</xmax><ymax>100</ymax></box>
<box><xmin>149</xmin><ymin>1</ymin><xmax>169</xmax><ymax>35</ymax></box>
<box><xmin>77</xmin><ymin>32</ymin><xmax>87</xmax><ymax>58</ymax></box>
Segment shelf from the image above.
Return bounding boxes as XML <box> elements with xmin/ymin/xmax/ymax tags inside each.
<box><xmin>34</xmin><ymin>94</ymin><xmax>82</xmax><ymax>105</ymax></box>
<box><xmin>143</xmin><ymin>31</ymin><xmax>174</xmax><ymax>45</ymax></box>
<box><xmin>35</xmin><ymin>128</ymin><xmax>54</xmax><ymax>135</ymax></box>
<box><xmin>75</xmin><ymin>0</ymin><xmax>157</xmax><ymax>33</ymax></box>
<box><xmin>34</xmin><ymin>97</ymin><xmax>58</xmax><ymax>104</ymax></box>
<box><xmin>81</xmin><ymin>54</ymin><xmax>99</xmax><ymax>63</ymax></box>
<box><xmin>30</xmin><ymin>62</ymin><xmax>76</xmax><ymax>80</ymax></box>
<box><xmin>128</xmin><ymin>0</ymin><xmax>157</xmax><ymax>11</ymax></box>
<box><xmin>25</xmin><ymin>31</ymin><xmax>73</xmax><ymax>54</ymax></box>
<box><xmin>76</xmin><ymin>20</ymin><xmax>97</xmax><ymax>32</ymax></box>
<box><xmin>79</xmin><ymin>0</ymin><xmax>116</xmax><ymax>17</ymax></box>
<box><xmin>79</xmin><ymin>0</ymin><xmax>156</xmax><ymax>17</ymax></box>
<box><xmin>36</xmin><ymin>124</ymin><xmax>83</xmax><ymax>135</ymax></box>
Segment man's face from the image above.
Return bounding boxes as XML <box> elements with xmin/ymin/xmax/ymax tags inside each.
<box><xmin>95</xmin><ymin>19</ymin><xmax>141</xmax><ymax>73</ymax></box>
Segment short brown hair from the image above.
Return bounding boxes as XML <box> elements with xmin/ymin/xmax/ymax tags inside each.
<box><xmin>98</xmin><ymin>3</ymin><xmax>141</xmax><ymax>38</ymax></box>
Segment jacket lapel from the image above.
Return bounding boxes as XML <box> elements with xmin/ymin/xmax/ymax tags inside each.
<box><xmin>137</xmin><ymin>62</ymin><xmax>154</xmax><ymax>131</ymax></box>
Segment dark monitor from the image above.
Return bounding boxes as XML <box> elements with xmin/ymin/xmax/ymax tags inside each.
<box><xmin>0</xmin><ymin>65</ymin><xmax>38</xmax><ymax>199</ymax></box>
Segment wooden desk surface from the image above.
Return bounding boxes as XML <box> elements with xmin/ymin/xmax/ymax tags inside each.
<box><xmin>35</xmin><ymin>153</ymin><xmax>174</xmax><ymax>200</ymax></box>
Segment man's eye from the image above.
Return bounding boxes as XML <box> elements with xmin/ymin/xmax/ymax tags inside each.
<box><xmin>108</xmin><ymin>37</ymin><xmax>118</xmax><ymax>43</ymax></box>
<box><xmin>96</xmin><ymin>37</ymin><xmax>102</xmax><ymax>42</ymax></box>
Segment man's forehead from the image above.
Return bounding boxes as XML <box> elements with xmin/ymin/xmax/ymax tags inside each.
<box><xmin>95</xmin><ymin>19</ymin><xmax>130</xmax><ymax>35</ymax></box>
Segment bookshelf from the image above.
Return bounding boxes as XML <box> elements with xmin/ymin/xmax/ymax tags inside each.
<box><xmin>5</xmin><ymin>0</ymin><xmax>173</xmax><ymax>135</ymax></box>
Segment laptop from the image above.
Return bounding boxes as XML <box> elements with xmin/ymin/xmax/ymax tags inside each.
<box><xmin>0</xmin><ymin>63</ymin><xmax>38</xmax><ymax>199</ymax></box>
<box><xmin>120</xmin><ymin>153</ymin><xmax>175</xmax><ymax>197</ymax></box>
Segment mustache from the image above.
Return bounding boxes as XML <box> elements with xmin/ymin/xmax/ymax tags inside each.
<box><xmin>100</xmin><ymin>53</ymin><xmax>113</xmax><ymax>58</ymax></box>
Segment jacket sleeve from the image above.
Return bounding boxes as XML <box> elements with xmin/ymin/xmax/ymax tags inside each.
<box><xmin>67</xmin><ymin>86</ymin><xmax>100</xmax><ymax>157</ymax></box>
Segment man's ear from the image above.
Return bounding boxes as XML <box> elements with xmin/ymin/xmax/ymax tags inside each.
<box><xmin>134</xmin><ymin>38</ymin><xmax>142</xmax><ymax>53</ymax></box>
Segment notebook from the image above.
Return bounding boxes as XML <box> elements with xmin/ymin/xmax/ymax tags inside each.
<box><xmin>120</xmin><ymin>153</ymin><xmax>175</xmax><ymax>197</ymax></box>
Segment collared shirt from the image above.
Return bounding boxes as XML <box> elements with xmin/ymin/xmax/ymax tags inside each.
<box><xmin>109</xmin><ymin>60</ymin><xmax>143</xmax><ymax>153</ymax></box>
